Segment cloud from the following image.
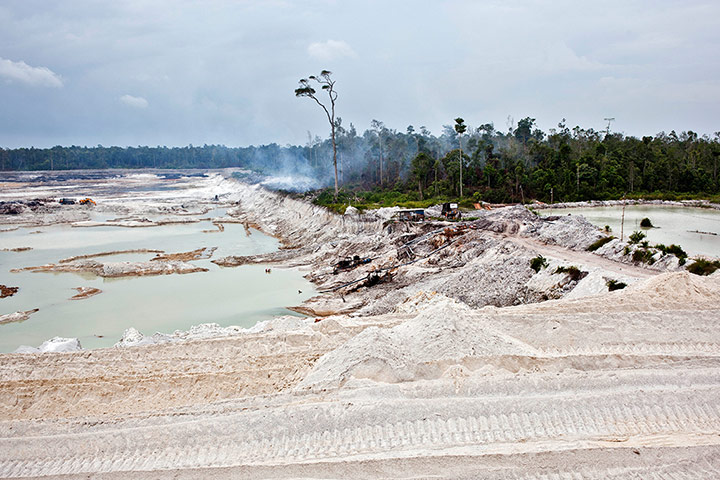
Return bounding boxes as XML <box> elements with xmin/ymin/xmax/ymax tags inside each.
<box><xmin>0</xmin><ymin>57</ymin><xmax>63</xmax><ymax>88</ymax></box>
<box><xmin>307</xmin><ymin>40</ymin><xmax>356</xmax><ymax>61</ymax></box>
<box><xmin>119</xmin><ymin>94</ymin><xmax>149</xmax><ymax>109</ymax></box>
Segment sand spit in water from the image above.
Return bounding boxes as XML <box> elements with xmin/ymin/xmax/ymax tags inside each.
<box><xmin>0</xmin><ymin>308</ymin><xmax>38</xmax><ymax>325</ymax></box>
<box><xmin>0</xmin><ymin>247</ymin><xmax>32</xmax><ymax>252</ymax></box>
<box><xmin>12</xmin><ymin>248</ymin><xmax>217</xmax><ymax>278</ymax></box>
<box><xmin>150</xmin><ymin>246</ymin><xmax>217</xmax><ymax>262</ymax></box>
<box><xmin>58</xmin><ymin>249</ymin><xmax>164</xmax><ymax>263</ymax></box>
<box><xmin>1</xmin><ymin>173</ymin><xmax>719</xmax><ymax>478</ymax></box>
<box><xmin>12</xmin><ymin>259</ymin><xmax>208</xmax><ymax>278</ymax></box>
<box><xmin>69</xmin><ymin>287</ymin><xmax>102</xmax><ymax>300</ymax></box>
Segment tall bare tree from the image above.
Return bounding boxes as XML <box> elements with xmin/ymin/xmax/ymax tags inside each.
<box><xmin>295</xmin><ymin>70</ymin><xmax>339</xmax><ymax>198</ymax></box>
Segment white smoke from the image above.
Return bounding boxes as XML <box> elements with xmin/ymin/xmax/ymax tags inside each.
<box><xmin>260</xmin><ymin>175</ymin><xmax>321</xmax><ymax>192</ymax></box>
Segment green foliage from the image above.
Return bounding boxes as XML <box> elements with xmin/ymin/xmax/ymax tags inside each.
<box><xmin>606</xmin><ymin>279</ymin><xmax>627</xmax><ymax>291</ymax></box>
<box><xmin>587</xmin><ymin>236</ymin><xmax>614</xmax><ymax>251</ymax></box>
<box><xmin>530</xmin><ymin>255</ymin><xmax>548</xmax><ymax>272</ymax></box>
<box><xmin>312</xmin><ymin>186</ymin><xmax>456</xmax><ymax>213</ymax></box>
<box><xmin>686</xmin><ymin>258</ymin><xmax>720</xmax><ymax>276</ymax></box>
<box><xmin>2</xmin><ymin>118</ymin><xmax>720</xmax><ymax>213</ymax></box>
<box><xmin>632</xmin><ymin>248</ymin><xmax>655</xmax><ymax>264</ymax></box>
<box><xmin>604</xmin><ymin>225</ymin><xmax>612</xmax><ymax>233</ymax></box>
<box><xmin>640</xmin><ymin>217</ymin><xmax>654</xmax><ymax>228</ymax></box>
<box><xmin>628</xmin><ymin>231</ymin><xmax>646</xmax><ymax>244</ymax></box>
<box><xmin>554</xmin><ymin>265</ymin><xmax>583</xmax><ymax>281</ymax></box>
<box><xmin>654</xmin><ymin>243</ymin><xmax>688</xmax><ymax>262</ymax></box>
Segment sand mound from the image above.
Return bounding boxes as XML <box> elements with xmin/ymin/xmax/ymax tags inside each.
<box><xmin>298</xmin><ymin>296</ymin><xmax>536</xmax><ymax>390</ymax></box>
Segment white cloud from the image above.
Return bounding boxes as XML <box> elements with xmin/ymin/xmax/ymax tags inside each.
<box><xmin>119</xmin><ymin>94</ymin><xmax>149</xmax><ymax>109</ymax></box>
<box><xmin>307</xmin><ymin>40</ymin><xmax>356</xmax><ymax>61</ymax></box>
<box><xmin>0</xmin><ymin>57</ymin><xmax>63</xmax><ymax>88</ymax></box>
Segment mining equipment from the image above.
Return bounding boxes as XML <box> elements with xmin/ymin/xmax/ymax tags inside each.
<box><xmin>441</xmin><ymin>202</ymin><xmax>461</xmax><ymax>220</ymax></box>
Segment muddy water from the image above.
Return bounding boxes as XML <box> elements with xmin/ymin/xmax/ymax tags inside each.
<box><xmin>542</xmin><ymin>205</ymin><xmax>720</xmax><ymax>258</ymax></box>
<box><xmin>0</xmin><ymin>216</ymin><xmax>316</xmax><ymax>352</ymax></box>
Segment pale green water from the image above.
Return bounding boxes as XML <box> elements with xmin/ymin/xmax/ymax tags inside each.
<box><xmin>542</xmin><ymin>205</ymin><xmax>720</xmax><ymax>258</ymax></box>
<box><xmin>0</xmin><ymin>216</ymin><xmax>316</xmax><ymax>352</ymax></box>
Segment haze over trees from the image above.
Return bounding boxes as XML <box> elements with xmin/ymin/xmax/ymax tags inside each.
<box><xmin>2</xmin><ymin>118</ymin><xmax>719</xmax><ymax>204</ymax></box>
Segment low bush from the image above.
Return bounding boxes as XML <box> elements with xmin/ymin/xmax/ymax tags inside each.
<box><xmin>587</xmin><ymin>236</ymin><xmax>614</xmax><ymax>252</ymax></box>
<box><xmin>530</xmin><ymin>255</ymin><xmax>549</xmax><ymax>272</ymax></box>
<box><xmin>606</xmin><ymin>279</ymin><xmax>627</xmax><ymax>291</ymax></box>
<box><xmin>686</xmin><ymin>258</ymin><xmax>720</xmax><ymax>276</ymax></box>
<box><xmin>640</xmin><ymin>217</ymin><xmax>654</xmax><ymax>228</ymax></box>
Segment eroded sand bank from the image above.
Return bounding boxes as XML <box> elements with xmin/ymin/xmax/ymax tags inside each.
<box><xmin>1</xmin><ymin>171</ymin><xmax>719</xmax><ymax>479</ymax></box>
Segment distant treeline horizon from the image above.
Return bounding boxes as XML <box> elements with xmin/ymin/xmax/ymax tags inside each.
<box><xmin>2</xmin><ymin>118</ymin><xmax>719</xmax><ymax>203</ymax></box>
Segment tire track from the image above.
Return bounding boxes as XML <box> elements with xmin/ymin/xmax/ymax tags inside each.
<box><xmin>2</xmin><ymin>383</ymin><xmax>720</xmax><ymax>477</ymax></box>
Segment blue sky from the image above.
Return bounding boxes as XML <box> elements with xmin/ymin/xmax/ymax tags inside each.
<box><xmin>1</xmin><ymin>0</ymin><xmax>718</xmax><ymax>148</ymax></box>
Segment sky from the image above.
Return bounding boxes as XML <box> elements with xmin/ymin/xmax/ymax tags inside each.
<box><xmin>0</xmin><ymin>0</ymin><xmax>719</xmax><ymax>148</ymax></box>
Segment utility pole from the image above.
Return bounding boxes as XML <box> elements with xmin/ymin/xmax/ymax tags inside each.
<box><xmin>604</xmin><ymin>117</ymin><xmax>615</xmax><ymax>137</ymax></box>
<box><xmin>620</xmin><ymin>193</ymin><xmax>627</xmax><ymax>242</ymax></box>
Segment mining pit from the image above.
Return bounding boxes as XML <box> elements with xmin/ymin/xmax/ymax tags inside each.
<box><xmin>0</xmin><ymin>170</ymin><xmax>719</xmax><ymax>479</ymax></box>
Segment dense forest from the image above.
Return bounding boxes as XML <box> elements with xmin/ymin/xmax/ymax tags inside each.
<box><xmin>2</xmin><ymin>117</ymin><xmax>719</xmax><ymax>204</ymax></box>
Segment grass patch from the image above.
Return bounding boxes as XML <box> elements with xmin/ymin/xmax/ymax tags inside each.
<box><xmin>587</xmin><ymin>236</ymin><xmax>614</xmax><ymax>252</ymax></box>
<box><xmin>686</xmin><ymin>258</ymin><xmax>720</xmax><ymax>276</ymax></box>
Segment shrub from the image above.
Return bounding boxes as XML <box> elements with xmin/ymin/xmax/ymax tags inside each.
<box><xmin>632</xmin><ymin>248</ymin><xmax>655</xmax><ymax>264</ymax></box>
<box><xmin>530</xmin><ymin>255</ymin><xmax>548</xmax><ymax>272</ymax></box>
<box><xmin>554</xmin><ymin>265</ymin><xmax>584</xmax><ymax>281</ymax></box>
<box><xmin>655</xmin><ymin>243</ymin><xmax>688</xmax><ymax>262</ymax></box>
<box><xmin>686</xmin><ymin>258</ymin><xmax>720</xmax><ymax>276</ymax></box>
<box><xmin>604</xmin><ymin>225</ymin><xmax>612</xmax><ymax>233</ymax></box>
<box><xmin>587</xmin><ymin>236</ymin><xmax>614</xmax><ymax>252</ymax></box>
<box><xmin>640</xmin><ymin>217</ymin><xmax>654</xmax><ymax>228</ymax></box>
<box><xmin>606</xmin><ymin>279</ymin><xmax>627</xmax><ymax>291</ymax></box>
<box><xmin>628</xmin><ymin>231</ymin><xmax>646</xmax><ymax>244</ymax></box>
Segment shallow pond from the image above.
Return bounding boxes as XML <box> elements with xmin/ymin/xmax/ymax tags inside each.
<box><xmin>541</xmin><ymin>205</ymin><xmax>720</xmax><ymax>258</ymax></box>
<box><xmin>0</xmin><ymin>214</ymin><xmax>316</xmax><ymax>352</ymax></box>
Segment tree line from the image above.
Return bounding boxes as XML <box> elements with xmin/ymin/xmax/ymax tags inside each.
<box><xmin>2</xmin><ymin>118</ymin><xmax>719</xmax><ymax>203</ymax></box>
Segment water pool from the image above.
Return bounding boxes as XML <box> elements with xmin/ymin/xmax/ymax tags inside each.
<box><xmin>0</xmin><ymin>215</ymin><xmax>316</xmax><ymax>352</ymax></box>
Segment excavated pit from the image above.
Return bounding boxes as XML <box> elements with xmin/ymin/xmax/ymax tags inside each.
<box><xmin>1</xmin><ymin>172</ymin><xmax>719</xmax><ymax>479</ymax></box>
